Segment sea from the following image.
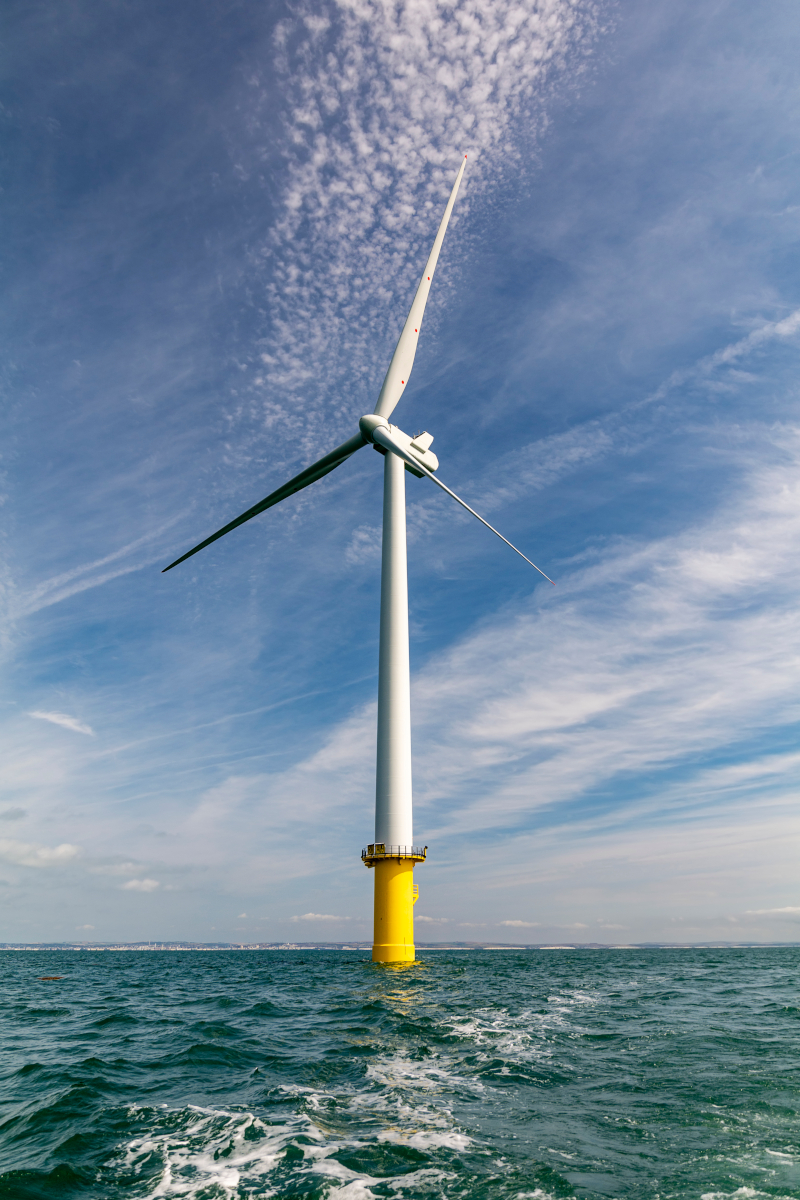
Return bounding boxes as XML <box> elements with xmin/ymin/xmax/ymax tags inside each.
<box><xmin>1</xmin><ymin>947</ymin><xmax>799</xmax><ymax>1199</ymax></box>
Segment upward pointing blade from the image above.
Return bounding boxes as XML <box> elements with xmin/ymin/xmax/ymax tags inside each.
<box><xmin>374</xmin><ymin>156</ymin><xmax>467</xmax><ymax>421</ymax></box>
<box><xmin>372</xmin><ymin>425</ymin><xmax>555</xmax><ymax>585</ymax></box>
<box><xmin>162</xmin><ymin>431</ymin><xmax>366</xmax><ymax>572</ymax></box>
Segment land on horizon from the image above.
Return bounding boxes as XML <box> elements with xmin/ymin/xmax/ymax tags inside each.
<box><xmin>3</xmin><ymin>942</ymin><xmax>799</xmax><ymax>952</ymax></box>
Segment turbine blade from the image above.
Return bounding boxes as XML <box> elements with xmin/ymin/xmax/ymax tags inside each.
<box><xmin>162</xmin><ymin>432</ymin><xmax>367</xmax><ymax>573</ymax></box>
<box><xmin>374</xmin><ymin>156</ymin><xmax>468</xmax><ymax>421</ymax></box>
<box><xmin>372</xmin><ymin>425</ymin><xmax>555</xmax><ymax>585</ymax></box>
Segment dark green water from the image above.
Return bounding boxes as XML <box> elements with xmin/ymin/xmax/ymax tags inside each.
<box><xmin>1</xmin><ymin>948</ymin><xmax>799</xmax><ymax>1199</ymax></box>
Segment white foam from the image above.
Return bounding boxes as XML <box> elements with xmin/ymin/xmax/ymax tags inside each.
<box><xmin>515</xmin><ymin>1191</ymin><xmax>567</xmax><ymax>1200</ymax></box>
<box><xmin>116</xmin><ymin>1104</ymin><xmax>311</xmax><ymax>1198</ymax></box>
<box><xmin>445</xmin><ymin>1003</ymin><xmax>579</xmax><ymax>1063</ymax></box>
<box><xmin>699</xmin><ymin>1189</ymin><xmax>792</xmax><ymax>1200</ymax></box>
<box><xmin>379</xmin><ymin>1127</ymin><xmax>471</xmax><ymax>1152</ymax></box>
<box><xmin>111</xmin><ymin>1011</ymin><xmax>488</xmax><ymax>1198</ymax></box>
<box><xmin>113</xmin><ymin>1067</ymin><xmax>470</xmax><ymax>1200</ymax></box>
<box><xmin>386</xmin><ymin>1167</ymin><xmax>454</xmax><ymax>1191</ymax></box>
<box><xmin>356</xmin><ymin>1052</ymin><xmax>475</xmax><ymax>1156</ymax></box>
<box><xmin>701</xmin><ymin>1191</ymin><xmax>757</xmax><ymax>1200</ymax></box>
<box><xmin>308</xmin><ymin>1154</ymin><xmax>380</xmax><ymax>1198</ymax></box>
<box><xmin>365</xmin><ymin>1052</ymin><xmax>480</xmax><ymax>1095</ymax></box>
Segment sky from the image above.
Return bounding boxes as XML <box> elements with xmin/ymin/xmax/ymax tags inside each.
<box><xmin>2</xmin><ymin>0</ymin><xmax>800</xmax><ymax>945</ymax></box>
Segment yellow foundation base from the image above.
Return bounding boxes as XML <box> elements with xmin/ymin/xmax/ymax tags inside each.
<box><xmin>372</xmin><ymin>858</ymin><xmax>416</xmax><ymax>962</ymax></box>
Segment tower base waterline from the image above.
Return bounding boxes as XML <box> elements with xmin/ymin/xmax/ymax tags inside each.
<box><xmin>362</xmin><ymin>845</ymin><xmax>427</xmax><ymax>963</ymax></box>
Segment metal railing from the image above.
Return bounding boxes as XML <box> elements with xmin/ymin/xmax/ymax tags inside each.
<box><xmin>361</xmin><ymin>843</ymin><xmax>427</xmax><ymax>861</ymax></box>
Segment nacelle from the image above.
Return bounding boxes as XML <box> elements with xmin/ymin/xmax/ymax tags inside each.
<box><xmin>359</xmin><ymin>414</ymin><xmax>439</xmax><ymax>475</ymax></box>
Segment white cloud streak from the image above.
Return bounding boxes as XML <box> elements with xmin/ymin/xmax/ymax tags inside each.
<box><xmin>745</xmin><ymin>907</ymin><xmax>800</xmax><ymax>916</ymax></box>
<box><xmin>28</xmin><ymin>711</ymin><xmax>95</xmax><ymax>736</ymax></box>
<box><xmin>346</xmin><ymin>307</ymin><xmax>800</xmax><ymax>565</ymax></box>
<box><xmin>291</xmin><ymin>912</ymin><xmax>349</xmax><ymax>921</ymax></box>
<box><xmin>249</xmin><ymin>419</ymin><xmax>800</xmax><ymax>881</ymax></box>
<box><xmin>8</xmin><ymin>517</ymin><xmax>186</xmax><ymax>623</ymax></box>
<box><xmin>643</xmin><ymin>308</ymin><xmax>800</xmax><ymax>409</ymax></box>
<box><xmin>121</xmin><ymin>878</ymin><xmax>160</xmax><ymax>892</ymax></box>
<box><xmin>405</xmin><ymin>427</ymin><xmax>800</xmax><ymax>841</ymax></box>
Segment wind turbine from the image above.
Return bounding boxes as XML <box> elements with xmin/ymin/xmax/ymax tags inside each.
<box><xmin>163</xmin><ymin>157</ymin><xmax>553</xmax><ymax>962</ymax></box>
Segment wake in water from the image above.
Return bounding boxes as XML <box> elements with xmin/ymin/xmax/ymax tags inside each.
<box><xmin>2</xmin><ymin>949</ymin><xmax>800</xmax><ymax>1199</ymax></box>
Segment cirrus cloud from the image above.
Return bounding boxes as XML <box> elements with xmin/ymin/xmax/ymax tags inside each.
<box><xmin>28</xmin><ymin>711</ymin><xmax>95</xmax><ymax>736</ymax></box>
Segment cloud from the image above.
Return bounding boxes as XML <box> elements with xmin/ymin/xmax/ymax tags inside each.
<box><xmin>416</xmin><ymin>915</ymin><xmax>449</xmax><ymax>924</ymax></box>
<box><xmin>28</xmin><ymin>711</ymin><xmax>95</xmax><ymax>736</ymax></box>
<box><xmin>121</xmin><ymin>878</ymin><xmax>160</xmax><ymax>892</ymax></box>
<box><xmin>77</xmin><ymin>924</ymin><xmax>95</xmax><ymax>930</ymax></box>
<box><xmin>239</xmin><ymin>0</ymin><xmax>598</xmax><ymax>462</ymax></box>
<box><xmin>291</xmin><ymin>912</ymin><xmax>349</xmax><ymax>922</ymax></box>
<box><xmin>644</xmin><ymin>307</ymin><xmax>800</xmax><ymax>408</ymax></box>
<box><xmin>238</xmin><ymin>412</ymin><xmax>800</xmax><ymax>924</ymax></box>
<box><xmin>0</xmin><ymin>808</ymin><xmax>26</xmax><ymax>822</ymax></box>
<box><xmin>745</xmin><ymin>907</ymin><xmax>800</xmax><ymax>916</ymax></box>
<box><xmin>237</xmin><ymin>913</ymin><xmax>247</xmax><ymax>919</ymax></box>
<box><xmin>0</xmin><ymin>839</ymin><xmax>80</xmax><ymax>868</ymax></box>
<box><xmin>12</xmin><ymin>518</ymin><xmax>185</xmax><ymax>621</ymax></box>
<box><xmin>500</xmin><ymin>919</ymin><xmax>540</xmax><ymax>928</ymax></box>
<box><xmin>396</xmin><ymin>424</ymin><xmax>800</xmax><ymax>842</ymax></box>
<box><xmin>5</xmin><ymin>0</ymin><xmax>800</xmax><ymax>943</ymax></box>
<box><xmin>449</xmin><ymin>309</ymin><xmax>800</xmax><ymax>535</ymax></box>
<box><xmin>345</xmin><ymin>525</ymin><xmax>383</xmax><ymax>566</ymax></box>
<box><xmin>90</xmin><ymin>862</ymin><xmax>143</xmax><ymax>877</ymax></box>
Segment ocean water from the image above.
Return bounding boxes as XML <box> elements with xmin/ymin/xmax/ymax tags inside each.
<box><xmin>1</xmin><ymin>948</ymin><xmax>799</xmax><ymax>1199</ymax></box>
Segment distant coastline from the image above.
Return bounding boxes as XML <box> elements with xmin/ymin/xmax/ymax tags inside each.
<box><xmin>2</xmin><ymin>942</ymin><xmax>799</xmax><ymax>951</ymax></box>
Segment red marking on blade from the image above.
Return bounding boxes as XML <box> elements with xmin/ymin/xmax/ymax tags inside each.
<box><xmin>427</xmin><ymin>276</ymin><xmax>430</xmax><ymax>280</ymax></box>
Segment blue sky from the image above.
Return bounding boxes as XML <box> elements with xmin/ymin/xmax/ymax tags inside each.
<box><xmin>2</xmin><ymin>0</ymin><xmax>800</xmax><ymax>944</ymax></box>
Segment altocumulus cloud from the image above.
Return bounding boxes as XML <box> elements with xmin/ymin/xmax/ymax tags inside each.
<box><xmin>28</xmin><ymin>711</ymin><xmax>95</xmax><ymax>736</ymax></box>
<box><xmin>121</xmin><ymin>878</ymin><xmax>160</xmax><ymax>892</ymax></box>
<box><xmin>244</xmin><ymin>0</ymin><xmax>598</xmax><ymax>454</ymax></box>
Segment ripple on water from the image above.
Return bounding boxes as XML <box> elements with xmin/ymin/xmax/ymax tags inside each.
<box><xmin>1</xmin><ymin>948</ymin><xmax>800</xmax><ymax>1199</ymax></box>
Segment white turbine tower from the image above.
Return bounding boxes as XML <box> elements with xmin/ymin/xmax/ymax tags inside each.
<box><xmin>163</xmin><ymin>157</ymin><xmax>553</xmax><ymax>962</ymax></box>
